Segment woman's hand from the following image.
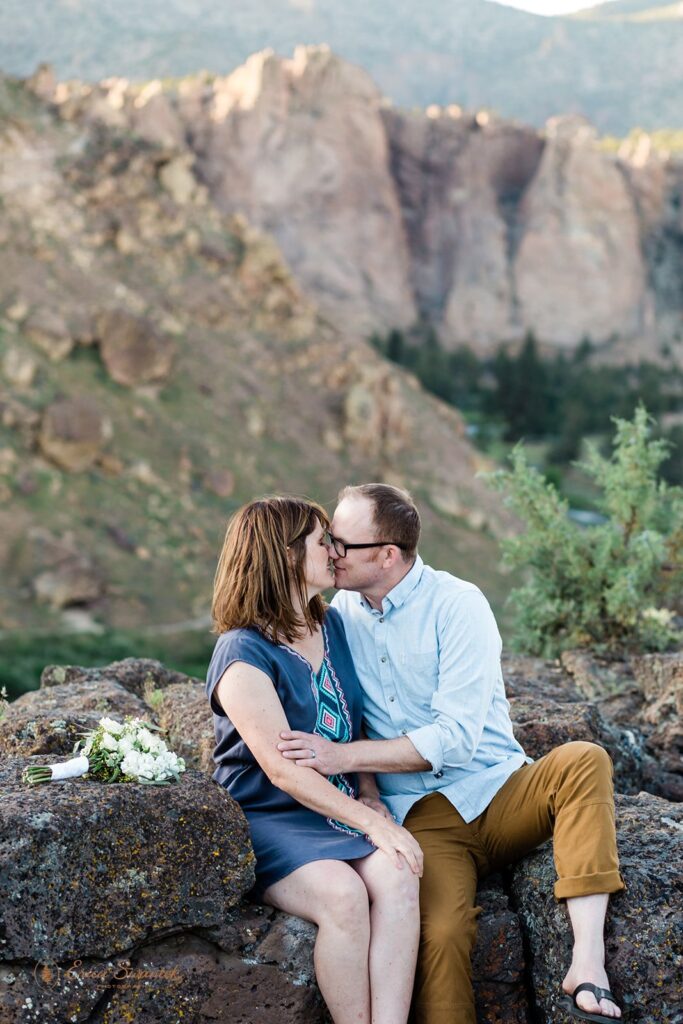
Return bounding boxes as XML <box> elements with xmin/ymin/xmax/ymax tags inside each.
<box><xmin>365</xmin><ymin>816</ymin><xmax>424</xmax><ymax>876</ymax></box>
<box><xmin>277</xmin><ymin>730</ymin><xmax>347</xmax><ymax>775</ymax></box>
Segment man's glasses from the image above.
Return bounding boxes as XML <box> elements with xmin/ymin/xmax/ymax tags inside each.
<box><xmin>323</xmin><ymin>530</ymin><xmax>406</xmax><ymax>559</ymax></box>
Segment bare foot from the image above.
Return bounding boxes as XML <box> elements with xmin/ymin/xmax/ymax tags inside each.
<box><xmin>562</xmin><ymin>963</ymin><xmax>622</xmax><ymax>1019</ymax></box>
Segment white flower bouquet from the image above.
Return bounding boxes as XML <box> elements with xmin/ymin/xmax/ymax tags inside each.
<box><xmin>22</xmin><ymin>715</ymin><xmax>187</xmax><ymax>787</ymax></box>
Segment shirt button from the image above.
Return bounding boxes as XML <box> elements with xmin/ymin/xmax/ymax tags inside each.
<box><xmin>380</xmin><ymin>656</ymin><xmax>387</xmax><ymax>663</ymax></box>
<box><xmin>434</xmin><ymin>770</ymin><xmax>444</xmax><ymax>779</ymax></box>
<box><xmin>389</xmin><ymin>696</ymin><xmax>395</xmax><ymax>702</ymax></box>
<box><xmin>401</xmin><ymin>730</ymin><xmax>407</xmax><ymax>735</ymax></box>
<box><xmin>379</xmin><ymin>617</ymin><xmax>384</xmax><ymax>623</ymax></box>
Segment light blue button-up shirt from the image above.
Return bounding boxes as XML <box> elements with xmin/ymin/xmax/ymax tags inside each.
<box><xmin>331</xmin><ymin>555</ymin><xmax>532</xmax><ymax>825</ymax></box>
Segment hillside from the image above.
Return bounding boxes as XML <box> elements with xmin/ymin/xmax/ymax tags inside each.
<box><xmin>0</xmin><ymin>71</ymin><xmax>511</xmax><ymax>634</ymax></box>
<box><xmin>26</xmin><ymin>49</ymin><xmax>683</xmax><ymax>359</ymax></box>
<box><xmin>0</xmin><ymin>0</ymin><xmax>681</xmax><ymax>135</ymax></box>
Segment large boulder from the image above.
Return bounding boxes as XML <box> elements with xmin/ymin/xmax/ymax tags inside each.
<box><xmin>511</xmin><ymin>793</ymin><xmax>683</xmax><ymax>1024</ymax></box>
<box><xmin>88</xmin><ymin>930</ymin><xmax>327</xmax><ymax>1024</ymax></box>
<box><xmin>509</xmin><ymin>696</ymin><xmax>643</xmax><ymax>794</ymax></box>
<box><xmin>0</xmin><ymin>678</ymin><xmax>147</xmax><ymax>756</ymax></box>
<box><xmin>24</xmin><ymin>307</ymin><xmax>74</xmax><ymax>361</ymax></box>
<box><xmin>0</xmin><ymin>905</ymin><xmax>326</xmax><ymax>1024</ymax></box>
<box><xmin>504</xmin><ymin>655</ymin><xmax>644</xmax><ymax>794</ymax></box>
<box><xmin>234</xmin><ymin>221</ymin><xmax>317</xmax><ymax>339</ymax></box>
<box><xmin>0</xmin><ymin>951</ymin><xmax>130</xmax><ymax>1024</ymax></box>
<box><xmin>39</xmin><ymin>658</ymin><xmax>217</xmax><ymax>773</ymax></box>
<box><xmin>471</xmin><ymin>879</ymin><xmax>529</xmax><ymax>1023</ymax></box>
<box><xmin>149</xmin><ymin>679</ymin><xmax>216</xmax><ymax>775</ymax></box>
<box><xmin>559</xmin><ymin>649</ymin><xmax>635</xmax><ymax>704</ymax></box>
<box><xmin>96</xmin><ymin>310</ymin><xmax>174</xmax><ymax>387</ymax></box>
<box><xmin>38</xmin><ymin>396</ymin><xmax>111</xmax><ymax>472</ymax></box>
<box><xmin>342</xmin><ymin>363</ymin><xmax>410</xmax><ymax>459</ymax></box>
<box><xmin>0</xmin><ymin>757</ymin><xmax>254</xmax><ymax>964</ymax></box>
<box><xmin>502</xmin><ymin>654</ymin><xmax>584</xmax><ymax>703</ymax></box>
<box><xmin>562</xmin><ymin>650</ymin><xmax>683</xmax><ymax>802</ymax></box>
<box><xmin>1</xmin><ymin>346</ymin><xmax>37</xmax><ymax>389</ymax></box>
<box><xmin>158</xmin><ymin>153</ymin><xmax>200</xmax><ymax>205</ymax></box>
<box><xmin>32</xmin><ymin>555</ymin><xmax>104</xmax><ymax>610</ymax></box>
<box><xmin>631</xmin><ymin>652</ymin><xmax>683</xmax><ymax>794</ymax></box>
<box><xmin>40</xmin><ymin>657</ymin><xmax>200</xmax><ymax>700</ymax></box>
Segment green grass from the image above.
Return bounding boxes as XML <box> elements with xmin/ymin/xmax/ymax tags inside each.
<box><xmin>0</xmin><ymin>628</ymin><xmax>216</xmax><ymax>702</ymax></box>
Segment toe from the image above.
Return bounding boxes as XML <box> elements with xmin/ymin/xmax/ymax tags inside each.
<box><xmin>577</xmin><ymin>993</ymin><xmax>601</xmax><ymax>1015</ymax></box>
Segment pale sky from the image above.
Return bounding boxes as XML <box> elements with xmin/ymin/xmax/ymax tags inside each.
<box><xmin>486</xmin><ymin>0</ymin><xmax>614</xmax><ymax>14</ymax></box>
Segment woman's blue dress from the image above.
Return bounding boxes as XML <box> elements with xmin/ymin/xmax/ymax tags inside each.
<box><xmin>205</xmin><ymin>606</ymin><xmax>376</xmax><ymax>898</ymax></box>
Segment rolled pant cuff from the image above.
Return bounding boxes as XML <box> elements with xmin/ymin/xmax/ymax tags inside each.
<box><xmin>555</xmin><ymin>870</ymin><xmax>625</xmax><ymax>900</ymax></box>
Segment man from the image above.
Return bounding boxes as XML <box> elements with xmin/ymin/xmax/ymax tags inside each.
<box><xmin>278</xmin><ymin>483</ymin><xmax>624</xmax><ymax>1024</ymax></box>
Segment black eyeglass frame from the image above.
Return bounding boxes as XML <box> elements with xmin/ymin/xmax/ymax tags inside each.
<box><xmin>323</xmin><ymin>530</ymin><xmax>406</xmax><ymax>559</ymax></box>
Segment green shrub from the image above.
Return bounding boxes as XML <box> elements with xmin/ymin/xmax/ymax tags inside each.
<box><xmin>0</xmin><ymin>629</ymin><xmax>215</xmax><ymax>702</ymax></box>
<box><xmin>487</xmin><ymin>406</ymin><xmax>682</xmax><ymax>657</ymax></box>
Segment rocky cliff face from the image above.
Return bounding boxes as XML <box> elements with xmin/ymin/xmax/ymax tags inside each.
<box><xmin>34</xmin><ymin>48</ymin><xmax>683</xmax><ymax>357</ymax></box>
<box><xmin>1</xmin><ymin>651</ymin><xmax>681</xmax><ymax>1023</ymax></box>
<box><xmin>0</xmin><ymin>69</ymin><xmax>511</xmax><ymax>631</ymax></box>
<box><xmin>2</xmin><ymin>0</ymin><xmax>682</xmax><ymax>136</ymax></box>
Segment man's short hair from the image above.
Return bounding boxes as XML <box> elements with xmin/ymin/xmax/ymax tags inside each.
<box><xmin>338</xmin><ymin>483</ymin><xmax>420</xmax><ymax>561</ymax></box>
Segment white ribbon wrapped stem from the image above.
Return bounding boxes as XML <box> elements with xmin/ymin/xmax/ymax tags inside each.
<box><xmin>50</xmin><ymin>755</ymin><xmax>90</xmax><ymax>781</ymax></box>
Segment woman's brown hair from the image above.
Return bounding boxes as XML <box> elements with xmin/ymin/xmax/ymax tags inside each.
<box><xmin>211</xmin><ymin>496</ymin><xmax>331</xmax><ymax>642</ymax></box>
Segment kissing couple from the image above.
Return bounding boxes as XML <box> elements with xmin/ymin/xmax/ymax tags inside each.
<box><xmin>206</xmin><ymin>484</ymin><xmax>624</xmax><ymax>1024</ymax></box>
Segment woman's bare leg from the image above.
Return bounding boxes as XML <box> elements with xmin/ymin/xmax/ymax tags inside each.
<box><xmin>351</xmin><ymin>850</ymin><xmax>420</xmax><ymax>1024</ymax></box>
<box><xmin>263</xmin><ymin>859</ymin><xmax>372</xmax><ymax>1023</ymax></box>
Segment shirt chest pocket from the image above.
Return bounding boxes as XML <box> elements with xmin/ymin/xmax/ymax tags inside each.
<box><xmin>401</xmin><ymin>648</ymin><xmax>439</xmax><ymax>689</ymax></box>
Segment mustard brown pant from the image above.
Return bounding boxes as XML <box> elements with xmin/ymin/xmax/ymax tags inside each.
<box><xmin>403</xmin><ymin>741</ymin><xmax>625</xmax><ymax>1024</ymax></box>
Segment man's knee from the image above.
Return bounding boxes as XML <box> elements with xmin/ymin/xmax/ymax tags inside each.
<box><xmin>555</xmin><ymin>740</ymin><xmax>612</xmax><ymax>773</ymax></box>
<box><xmin>552</xmin><ymin>741</ymin><xmax>614</xmax><ymax>804</ymax></box>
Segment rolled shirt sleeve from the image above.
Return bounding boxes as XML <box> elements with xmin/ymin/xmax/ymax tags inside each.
<box><xmin>406</xmin><ymin>590</ymin><xmax>502</xmax><ymax>775</ymax></box>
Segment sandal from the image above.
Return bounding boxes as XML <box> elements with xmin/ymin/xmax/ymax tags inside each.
<box><xmin>558</xmin><ymin>983</ymin><xmax>623</xmax><ymax>1022</ymax></box>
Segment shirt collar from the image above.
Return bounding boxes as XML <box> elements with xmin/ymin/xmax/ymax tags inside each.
<box><xmin>360</xmin><ymin>554</ymin><xmax>424</xmax><ymax>613</ymax></box>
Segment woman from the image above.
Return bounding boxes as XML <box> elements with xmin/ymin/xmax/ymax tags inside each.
<box><xmin>205</xmin><ymin>496</ymin><xmax>422</xmax><ymax>1024</ymax></box>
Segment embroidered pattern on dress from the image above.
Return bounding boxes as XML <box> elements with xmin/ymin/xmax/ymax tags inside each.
<box><xmin>277</xmin><ymin>626</ymin><xmax>364</xmax><ymax>838</ymax></box>
<box><xmin>314</xmin><ymin>660</ymin><xmax>363</xmax><ymax>836</ymax></box>
<box><xmin>322</xmin><ymin>622</ymin><xmax>353</xmax><ymax>740</ymax></box>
